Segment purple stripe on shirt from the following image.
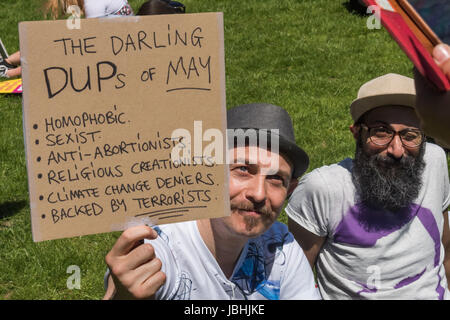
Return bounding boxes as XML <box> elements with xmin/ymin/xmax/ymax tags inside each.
<box><xmin>436</xmin><ymin>272</ymin><xmax>445</xmax><ymax>300</ymax></box>
<box><xmin>394</xmin><ymin>268</ymin><xmax>426</xmax><ymax>289</ymax></box>
<box><xmin>416</xmin><ymin>207</ymin><xmax>441</xmax><ymax>267</ymax></box>
<box><xmin>356</xmin><ymin>281</ymin><xmax>378</xmax><ymax>295</ymax></box>
<box><xmin>333</xmin><ymin>203</ymin><xmax>417</xmax><ymax>247</ymax></box>
<box><xmin>416</xmin><ymin>206</ymin><xmax>445</xmax><ymax>300</ymax></box>
<box><xmin>334</xmin><ymin>203</ymin><xmax>445</xmax><ymax>299</ymax></box>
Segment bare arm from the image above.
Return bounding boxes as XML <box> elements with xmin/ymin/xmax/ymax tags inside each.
<box><xmin>414</xmin><ymin>44</ymin><xmax>450</xmax><ymax>148</ymax></box>
<box><xmin>7</xmin><ymin>51</ymin><xmax>21</xmax><ymax>65</ymax></box>
<box><xmin>6</xmin><ymin>66</ymin><xmax>21</xmax><ymax>78</ymax></box>
<box><xmin>288</xmin><ymin>217</ymin><xmax>326</xmax><ymax>269</ymax></box>
<box><xmin>442</xmin><ymin>210</ymin><xmax>450</xmax><ymax>290</ymax></box>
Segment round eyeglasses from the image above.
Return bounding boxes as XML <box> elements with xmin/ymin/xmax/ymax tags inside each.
<box><xmin>360</xmin><ymin>124</ymin><xmax>424</xmax><ymax>148</ymax></box>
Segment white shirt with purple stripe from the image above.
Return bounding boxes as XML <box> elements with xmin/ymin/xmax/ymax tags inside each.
<box><xmin>286</xmin><ymin>142</ymin><xmax>450</xmax><ymax>300</ymax></box>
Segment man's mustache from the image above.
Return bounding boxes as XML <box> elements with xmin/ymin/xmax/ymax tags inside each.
<box><xmin>230</xmin><ymin>202</ymin><xmax>272</xmax><ymax>216</ymax></box>
<box><xmin>372</xmin><ymin>153</ymin><xmax>418</xmax><ymax>174</ymax></box>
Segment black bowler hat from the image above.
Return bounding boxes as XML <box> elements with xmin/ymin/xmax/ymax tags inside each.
<box><xmin>227</xmin><ymin>103</ymin><xmax>309</xmax><ymax>178</ymax></box>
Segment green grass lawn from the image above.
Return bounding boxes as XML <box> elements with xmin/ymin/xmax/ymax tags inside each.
<box><xmin>0</xmin><ymin>0</ymin><xmax>448</xmax><ymax>299</ymax></box>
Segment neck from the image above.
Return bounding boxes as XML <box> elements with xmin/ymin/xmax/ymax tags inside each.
<box><xmin>196</xmin><ymin>219</ymin><xmax>248</xmax><ymax>279</ymax></box>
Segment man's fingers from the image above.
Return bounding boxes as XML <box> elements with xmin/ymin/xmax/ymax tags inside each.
<box><xmin>132</xmin><ymin>257</ymin><xmax>164</xmax><ymax>286</ymax></box>
<box><xmin>105</xmin><ymin>225</ymin><xmax>164</xmax><ymax>299</ymax></box>
<box><xmin>143</xmin><ymin>271</ymin><xmax>166</xmax><ymax>291</ymax></box>
<box><xmin>125</xmin><ymin>263</ymin><xmax>166</xmax><ymax>299</ymax></box>
<box><xmin>439</xmin><ymin>58</ymin><xmax>450</xmax><ymax>80</ymax></box>
<box><xmin>138</xmin><ymin>271</ymin><xmax>167</xmax><ymax>298</ymax></box>
<box><xmin>125</xmin><ymin>243</ymin><xmax>157</xmax><ymax>271</ymax></box>
<box><xmin>433</xmin><ymin>44</ymin><xmax>450</xmax><ymax>63</ymax></box>
<box><xmin>110</xmin><ymin>225</ymin><xmax>158</xmax><ymax>257</ymax></box>
<box><xmin>433</xmin><ymin>44</ymin><xmax>450</xmax><ymax>80</ymax></box>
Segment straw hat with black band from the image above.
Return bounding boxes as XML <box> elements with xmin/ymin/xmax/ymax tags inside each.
<box><xmin>350</xmin><ymin>73</ymin><xmax>416</xmax><ymax>123</ymax></box>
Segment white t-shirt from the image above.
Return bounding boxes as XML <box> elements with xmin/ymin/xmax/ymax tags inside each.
<box><xmin>84</xmin><ymin>0</ymin><xmax>133</xmax><ymax>18</ymax></box>
<box><xmin>147</xmin><ymin>220</ymin><xmax>321</xmax><ymax>300</ymax></box>
<box><xmin>286</xmin><ymin>142</ymin><xmax>450</xmax><ymax>300</ymax></box>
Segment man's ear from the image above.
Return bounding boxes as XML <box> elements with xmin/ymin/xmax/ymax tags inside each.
<box><xmin>287</xmin><ymin>178</ymin><xmax>298</xmax><ymax>197</ymax></box>
<box><xmin>349</xmin><ymin>123</ymin><xmax>360</xmax><ymax>140</ymax></box>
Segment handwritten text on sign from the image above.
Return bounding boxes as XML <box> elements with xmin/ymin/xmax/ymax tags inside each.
<box><xmin>44</xmin><ymin>26</ymin><xmax>211</xmax><ymax>98</ymax></box>
<box><xmin>19</xmin><ymin>13</ymin><xmax>228</xmax><ymax>241</ymax></box>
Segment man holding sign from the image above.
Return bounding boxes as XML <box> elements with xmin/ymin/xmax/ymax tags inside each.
<box><xmin>103</xmin><ymin>103</ymin><xmax>321</xmax><ymax>300</ymax></box>
<box><xmin>20</xmin><ymin>13</ymin><xmax>239</xmax><ymax>241</ymax></box>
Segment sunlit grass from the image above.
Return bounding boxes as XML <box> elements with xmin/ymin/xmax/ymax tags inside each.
<box><xmin>0</xmin><ymin>0</ymin><xmax>446</xmax><ymax>299</ymax></box>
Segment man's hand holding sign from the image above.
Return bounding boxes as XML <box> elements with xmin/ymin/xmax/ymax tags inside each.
<box><xmin>105</xmin><ymin>225</ymin><xmax>164</xmax><ymax>300</ymax></box>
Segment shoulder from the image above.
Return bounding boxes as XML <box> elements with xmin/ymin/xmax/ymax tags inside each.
<box><xmin>422</xmin><ymin>142</ymin><xmax>448</xmax><ymax>180</ymax></box>
<box><xmin>254</xmin><ymin>222</ymin><xmax>294</xmax><ymax>252</ymax></box>
<box><xmin>291</xmin><ymin>158</ymin><xmax>352</xmax><ymax>199</ymax></box>
<box><xmin>315</xmin><ymin>158</ymin><xmax>353</xmax><ymax>179</ymax></box>
<box><xmin>300</xmin><ymin>159</ymin><xmax>351</xmax><ymax>187</ymax></box>
<box><xmin>424</xmin><ymin>142</ymin><xmax>447</xmax><ymax>164</ymax></box>
<box><xmin>261</xmin><ymin>221</ymin><xmax>290</xmax><ymax>239</ymax></box>
<box><xmin>256</xmin><ymin>223</ymin><xmax>319</xmax><ymax>297</ymax></box>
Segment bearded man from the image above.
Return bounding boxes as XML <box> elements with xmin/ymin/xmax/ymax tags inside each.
<box><xmin>287</xmin><ymin>73</ymin><xmax>450</xmax><ymax>300</ymax></box>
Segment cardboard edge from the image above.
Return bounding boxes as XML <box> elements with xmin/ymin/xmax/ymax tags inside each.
<box><xmin>216</xmin><ymin>12</ymin><xmax>231</xmax><ymax>219</ymax></box>
<box><xmin>19</xmin><ymin>22</ymin><xmax>42</xmax><ymax>242</ymax></box>
<box><xmin>19</xmin><ymin>13</ymin><xmax>231</xmax><ymax>241</ymax></box>
<box><xmin>363</xmin><ymin>0</ymin><xmax>450</xmax><ymax>91</ymax></box>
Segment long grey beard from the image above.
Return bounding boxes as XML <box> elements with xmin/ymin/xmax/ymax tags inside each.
<box><xmin>352</xmin><ymin>139</ymin><xmax>426</xmax><ymax>212</ymax></box>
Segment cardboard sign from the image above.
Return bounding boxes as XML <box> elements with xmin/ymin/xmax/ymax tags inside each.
<box><xmin>19</xmin><ymin>13</ymin><xmax>229</xmax><ymax>242</ymax></box>
<box><xmin>364</xmin><ymin>0</ymin><xmax>450</xmax><ymax>91</ymax></box>
<box><xmin>0</xmin><ymin>79</ymin><xmax>22</xmax><ymax>94</ymax></box>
